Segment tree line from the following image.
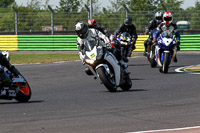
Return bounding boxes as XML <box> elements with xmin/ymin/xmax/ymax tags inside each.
<box><xmin>0</xmin><ymin>0</ymin><xmax>200</xmax><ymax>33</ymax></box>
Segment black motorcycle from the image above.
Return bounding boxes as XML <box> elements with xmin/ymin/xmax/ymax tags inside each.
<box><xmin>0</xmin><ymin>51</ymin><xmax>31</xmax><ymax>102</ymax></box>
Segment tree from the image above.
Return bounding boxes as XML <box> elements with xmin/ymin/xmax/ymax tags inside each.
<box><xmin>27</xmin><ymin>0</ymin><xmax>41</xmax><ymax>9</ymax></box>
<box><xmin>160</xmin><ymin>0</ymin><xmax>183</xmax><ymax>11</ymax></box>
<box><xmin>57</xmin><ymin>0</ymin><xmax>82</xmax><ymax>13</ymax></box>
<box><xmin>0</xmin><ymin>0</ymin><xmax>14</xmax><ymax>8</ymax></box>
<box><xmin>190</xmin><ymin>1</ymin><xmax>200</xmax><ymax>29</ymax></box>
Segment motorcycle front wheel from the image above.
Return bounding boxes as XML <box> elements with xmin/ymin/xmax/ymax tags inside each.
<box><xmin>120</xmin><ymin>74</ymin><xmax>132</xmax><ymax>91</ymax></box>
<box><xmin>15</xmin><ymin>75</ymin><xmax>32</xmax><ymax>102</ymax></box>
<box><xmin>162</xmin><ymin>52</ymin><xmax>170</xmax><ymax>73</ymax></box>
<box><xmin>96</xmin><ymin>66</ymin><xmax>117</xmax><ymax>92</ymax></box>
<box><xmin>150</xmin><ymin>45</ymin><xmax>157</xmax><ymax>68</ymax></box>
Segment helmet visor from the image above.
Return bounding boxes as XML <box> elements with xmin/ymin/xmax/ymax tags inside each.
<box><xmin>156</xmin><ymin>16</ymin><xmax>162</xmax><ymax>20</ymax></box>
<box><xmin>76</xmin><ymin>25</ymin><xmax>88</xmax><ymax>39</ymax></box>
<box><xmin>164</xmin><ymin>17</ymin><xmax>172</xmax><ymax>21</ymax></box>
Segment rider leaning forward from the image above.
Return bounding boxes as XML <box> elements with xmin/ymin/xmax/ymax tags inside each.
<box><xmin>75</xmin><ymin>22</ymin><xmax>128</xmax><ymax>75</ymax></box>
<box><xmin>144</xmin><ymin>11</ymin><xmax>163</xmax><ymax>56</ymax></box>
<box><xmin>153</xmin><ymin>12</ymin><xmax>181</xmax><ymax>62</ymax></box>
<box><xmin>114</xmin><ymin>17</ymin><xmax>138</xmax><ymax>56</ymax></box>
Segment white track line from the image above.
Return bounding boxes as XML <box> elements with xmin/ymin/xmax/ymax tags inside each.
<box><xmin>127</xmin><ymin>126</ymin><xmax>200</xmax><ymax>133</ymax></box>
<box><xmin>175</xmin><ymin>64</ymin><xmax>200</xmax><ymax>74</ymax></box>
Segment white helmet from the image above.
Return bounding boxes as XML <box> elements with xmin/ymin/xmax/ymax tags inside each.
<box><xmin>75</xmin><ymin>22</ymin><xmax>88</xmax><ymax>39</ymax></box>
<box><xmin>163</xmin><ymin>12</ymin><xmax>173</xmax><ymax>26</ymax></box>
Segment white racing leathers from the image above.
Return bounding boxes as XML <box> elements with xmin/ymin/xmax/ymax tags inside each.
<box><xmin>77</xmin><ymin>28</ymin><xmax>110</xmax><ymax>63</ymax></box>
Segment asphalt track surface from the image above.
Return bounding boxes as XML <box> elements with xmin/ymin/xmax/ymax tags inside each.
<box><xmin>0</xmin><ymin>53</ymin><xmax>200</xmax><ymax>133</ymax></box>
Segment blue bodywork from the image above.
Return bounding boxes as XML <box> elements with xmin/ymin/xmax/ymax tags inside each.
<box><xmin>157</xmin><ymin>31</ymin><xmax>177</xmax><ymax>64</ymax></box>
<box><xmin>117</xmin><ymin>32</ymin><xmax>134</xmax><ymax>57</ymax></box>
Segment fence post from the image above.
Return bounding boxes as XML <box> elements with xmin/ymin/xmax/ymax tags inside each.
<box><xmin>12</xmin><ymin>6</ymin><xmax>18</xmax><ymax>35</ymax></box>
<box><xmin>48</xmin><ymin>5</ymin><xmax>54</xmax><ymax>35</ymax></box>
<box><xmin>85</xmin><ymin>4</ymin><xmax>90</xmax><ymax>20</ymax></box>
<box><xmin>90</xmin><ymin>0</ymin><xmax>93</xmax><ymax>19</ymax></box>
<box><xmin>123</xmin><ymin>4</ymin><xmax>129</xmax><ymax>18</ymax></box>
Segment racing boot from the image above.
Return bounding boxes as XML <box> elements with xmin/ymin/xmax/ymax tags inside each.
<box><xmin>143</xmin><ymin>50</ymin><xmax>148</xmax><ymax>56</ymax></box>
<box><xmin>123</xmin><ymin>56</ymin><xmax>129</xmax><ymax>63</ymax></box>
<box><xmin>85</xmin><ymin>67</ymin><xmax>94</xmax><ymax>76</ymax></box>
<box><xmin>173</xmin><ymin>55</ymin><xmax>178</xmax><ymax>63</ymax></box>
<box><xmin>119</xmin><ymin>60</ymin><xmax>128</xmax><ymax>68</ymax></box>
<box><xmin>127</xmin><ymin>49</ymin><xmax>132</xmax><ymax>57</ymax></box>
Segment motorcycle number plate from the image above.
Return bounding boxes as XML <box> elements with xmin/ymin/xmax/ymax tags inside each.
<box><xmin>8</xmin><ymin>90</ymin><xmax>16</xmax><ymax>97</ymax></box>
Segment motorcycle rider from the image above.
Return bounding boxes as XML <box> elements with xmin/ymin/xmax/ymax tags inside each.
<box><xmin>114</xmin><ymin>17</ymin><xmax>138</xmax><ymax>60</ymax></box>
<box><xmin>87</xmin><ymin>19</ymin><xmax>106</xmax><ymax>35</ymax></box>
<box><xmin>143</xmin><ymin>11</ymin><xmax>163</xmax><ymax>56</ymax></box>
<box><xmin>0</xmin><ymin>51</ymin><xmax>20</xmax><ymax>85</ymax></box>
<box><xmin>75</xmin><ymin>22</ymin><xmax>126</xmax><ymax>75</ymax></box>
<box><xmin>152</xmin><ymin>11</ymin><xmax>180</xmax><ymax>62</ymax></box>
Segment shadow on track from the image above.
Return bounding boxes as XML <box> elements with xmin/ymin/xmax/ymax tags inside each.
<box><xmin>0</xmin><ymin>100</ymin><xmax>44</xmax><ymax>105</ymax></box>
<box><xmin>100</xmin><ymin>88</ymin><xmax>147</xmax><ymax>93</ymax></box>
<box><xmin>128</xmin><ymin>64</ymin><xmax>149</xmax><ymax>67</ymax></box>
<box><xmin>131</xmin><ymin>78</ymin><xmax>145</xmax><ymax>81</ymax></box>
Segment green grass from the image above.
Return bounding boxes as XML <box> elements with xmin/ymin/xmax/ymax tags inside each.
<box><xmin>8</xmin><ymin>53</ymin><xmax>142</xmax><ymax>64</ymax></box>
<box><xmin>9</xmin><ymin>53</ymin><xmax>80</xmax><ymax>64</ymax></box>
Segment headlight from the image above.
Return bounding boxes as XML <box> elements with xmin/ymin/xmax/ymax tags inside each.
<box><xmin>85</xmin><ymin>59</ymin><xmax>95</xmax><ymax>64</ymax></box>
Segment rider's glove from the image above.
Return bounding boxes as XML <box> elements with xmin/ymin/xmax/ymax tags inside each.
<box><xmin>152</xmin><ymin>38</ymin><xmax>157</xmax><ymax>44</ymax></box>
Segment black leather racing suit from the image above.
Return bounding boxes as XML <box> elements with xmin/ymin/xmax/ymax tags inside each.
<box><xmin>0</xmin><ymin>52</ymin><xmax>20</xmax><ymax>85</ymax></box>
<box><xmin>114</xmin><ymin>23</ymin><xmax>138</xmax><ymax>50</ymax></box>
<box><xmin>144</xmin><ymin>19</ymin><xmax>162</xmax><ymax>53</ymax></box>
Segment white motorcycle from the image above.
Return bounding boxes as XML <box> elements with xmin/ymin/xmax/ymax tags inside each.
<box><xmin>82</xmin><ymin>40</ymin><xmax>132</xmax><ymax>92</ymax></box>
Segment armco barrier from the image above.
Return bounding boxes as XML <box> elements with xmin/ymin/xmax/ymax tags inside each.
<box><xmin>18</xmin><ymin>35</ymin><xmax>78</xmax><ymax>51</ymax></box>
<box><xmin>0</xmin><ymin>35</ymin><xmax>18</xmax><ymax>51</ymax></box>
<box><xmin>180</xmin><ymin>35</ymin><xmax>200</xmax><ymax>51</ymax></box>
<box><xmin>0</xmin><ymin>34</ymin><xmax>200</xmax><ymax>51</ymax></box>
<box><xmin>135</xmin><ymin>35</ymin><xmax>148</xmax><ymax>51</ymax></box>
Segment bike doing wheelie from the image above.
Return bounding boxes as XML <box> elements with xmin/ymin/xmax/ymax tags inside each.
<box><xmin>83</xmin><ymin>39</ymin><xmax>132</xmax><ymax>92</ymax></box>
<box><xmin>150</xmin><ymin>31</ymin><xmax>177</xmax><ymax>73</ymax></box>
<box><xmin>0</xmin><ymin>51</ymin><xmax>31</xmax><ymax>102</ymax></box>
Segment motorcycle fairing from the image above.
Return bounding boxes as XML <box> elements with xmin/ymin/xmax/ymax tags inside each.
<box><xmin>96</xmin><ymin>51</ymin><xmax>121</xmax><ymax>86</ymax></box>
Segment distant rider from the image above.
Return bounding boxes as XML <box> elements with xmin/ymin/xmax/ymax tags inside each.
<box><xmin>114</xmin><ymin>17</ymin><xmax>138</xmax><ymax>56</ymax></box>
<box><xmin>143</xmin><ymin>11</ymin><xmax>163</xmax><ymax>56</ymax></box>
<box><xmin>87</xmin><ymin>19</ymin><xmax>106</xmax><ymax>35</ymax></box>
<box><xmin>152</xmin><ymin>12</ymin><xmax>180</xmax><ymax>62</ymax></box>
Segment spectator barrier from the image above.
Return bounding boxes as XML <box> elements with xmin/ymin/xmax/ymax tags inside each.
<box><xmin>0</xmin><ymin>35</ymin><xmax>200</xmax><ymax>51</ymax></box>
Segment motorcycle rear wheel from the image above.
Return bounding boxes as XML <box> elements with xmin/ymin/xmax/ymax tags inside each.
<box><xmin>97</xmin><ymin>66</ymin><xmax>117</xmax><ymax>92</ymax></box>
<box><xmin>15</xmin><ymin>75</ymin><xmax>31</xmax><ymax>102</ymax></box>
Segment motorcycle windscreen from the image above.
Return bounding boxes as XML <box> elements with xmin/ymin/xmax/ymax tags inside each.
<box><xmin>84</xmin><ymin>40</ymin><xmax>97</xmax><ymax>51</ymax></box>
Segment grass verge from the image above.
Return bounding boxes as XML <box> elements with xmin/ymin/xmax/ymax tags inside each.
<box><xmin>10</xmin><ymin>53</ymin><xmax>80</xmax><ymax>64</ymax></box>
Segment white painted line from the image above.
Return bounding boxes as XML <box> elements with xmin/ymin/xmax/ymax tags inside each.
<box><xmin>175</xmin><ymin>64</ymin><xmax>200</xmax><ymax>74</ymax></box>
<box><xmin>127</xmin><ymin>126</ymin><xmax>200</xmax><ymax>133</ymax></box>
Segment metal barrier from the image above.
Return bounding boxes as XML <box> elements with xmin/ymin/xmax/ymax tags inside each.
<box><xmin>0</xmin><ymin>35</ymin><xmax>200</xmax><ymax>51</ymax></box>
<box><xmin>18</xmin><ymin>35</ymin><xmax>77</xmax><ymax>51</ymax></box>
<box><xmin>180</xmin><ymin>35</ymin><xmax>200</xmax><ymax>51</ymax></box>
<box><xmin>0</xmin><ymin>35</ymin><xmax>18</xmax><ymax>51</ymax></box>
